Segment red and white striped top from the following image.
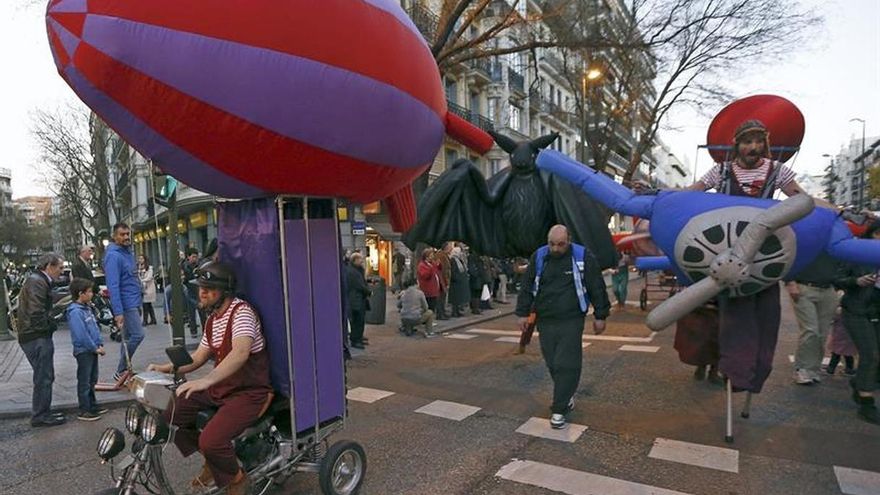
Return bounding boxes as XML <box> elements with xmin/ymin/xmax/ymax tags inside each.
<box><xmin>700</xmin><ymin>158</ymin><xmax>796</xmax><ymax>197</ymax></box>
<box><xmin>199</xmin><ymin>298</ymin><xmax>265</xmax><ymax>354</ymax></box>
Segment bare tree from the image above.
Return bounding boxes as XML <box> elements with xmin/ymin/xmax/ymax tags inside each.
<box><xmin>31</xmin><ymin>106</ymin><xmax>131</xmax><ymax>252</ymax></box>
<box><xmin>422</xmin><ymin>0</ymin><xmax>820</xmax><ymax>185</ymax></box>
<box><xmin>549</xmin><ymin>0</ymin><xmax>821</xmax><ymax>183</ymax></box>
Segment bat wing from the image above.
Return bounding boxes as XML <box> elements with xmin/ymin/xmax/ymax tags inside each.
<box><xmin>404</xmin><ymin>159</ymin><xmax>510</xmax><ymax>255</ymax></box>
<box><xmin>545</xmin><ymin>171</ymin><xmax>618</xmax><ymax>269</ymax></box>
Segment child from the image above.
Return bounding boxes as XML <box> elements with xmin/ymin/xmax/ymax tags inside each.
<box><xmin>67</xmin><ymin>278</ymin><xmax>107</xmax><ymax>421</ymax></box>
<box><xmin>826</xmin><ymin>309</ymin><xmax>857</xmax><ymax>376</ymax></box>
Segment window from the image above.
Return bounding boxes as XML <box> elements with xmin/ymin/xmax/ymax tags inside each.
<box><xmin>509</xmin><ymin>104</ymin><xmax>521</xmax><ymax>131</ymax></box>
<box><xmin>488</xmin><ymin>97</ymin><xmax>499</xmax><ymax>123</ymax></box>
<box><xmin>470</xmin><ymin>93</ymin><xmax>480</xmax><ymax>115</ymax></box>
<box><xmin>490</xmin><ymin>159</ymin><xmax>502</xmax><ymax>175</ymax></box>
<box><xmin>445</xmin><ymin>148</ymin><xmax>459</xmax><ymax>168</ymax></box>
<box><xmin>445</xmin><ymin>78</ymin><xmax>458</xmax><ymax>104</ymax></box>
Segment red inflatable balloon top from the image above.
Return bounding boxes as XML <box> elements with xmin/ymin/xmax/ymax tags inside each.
<box><xmin>706</xmin><ymin>94</ymin><xmax>805</xmax><ymax>163</ymax></box>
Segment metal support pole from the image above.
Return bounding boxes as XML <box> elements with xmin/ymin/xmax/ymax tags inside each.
<box><xmin>725</xmin><ymin>378</ymin><xmax>734</xmax><ymax>443</ymax></box>
<box><xmin>166</xmin><ymin>195</ymin><xmax>186</xmax><ymax>347</ymax></box>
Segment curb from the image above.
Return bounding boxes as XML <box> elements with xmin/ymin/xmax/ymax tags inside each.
<box><xmin>0</xmin><ymin>393</ymin><xmax>133</xmax><ymax>420</ymax></box>
<box><xmin>434</xmin><ymin>308</ymin><xmax>517</xmax><ymax>335</ymax></box>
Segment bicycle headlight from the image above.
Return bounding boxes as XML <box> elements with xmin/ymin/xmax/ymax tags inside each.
<box><xmin>140</xmin><ymin>412</ymin><xmax>169</xmax><ymax>445</ymax></box>
<box><xmin>125</xmin><ymin>403</ymin><xmax>145</xmax><ymax>435</ymax></box>
<box><xmin>97</xmin><ymin>427</ymin><xmax>125</xmax><ymax>461</ymax></box>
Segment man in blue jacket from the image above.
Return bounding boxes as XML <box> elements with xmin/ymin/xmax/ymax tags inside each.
<box><xmin>103</xmin><ymin>222</ymin><xmax>144</xmax><ymax>381</ymax></box>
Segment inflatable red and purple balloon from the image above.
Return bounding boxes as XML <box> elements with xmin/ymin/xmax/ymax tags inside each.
<box><xmin>46</xmin><ymin>0</ymin><xmax>492</xmax><ymax>231</ymax></box>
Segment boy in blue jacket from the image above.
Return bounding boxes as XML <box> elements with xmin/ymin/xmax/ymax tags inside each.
<box><xmin>67</xmin><ymin>278</ymin><xmax>107</xmax><ymax>421</ymax></box>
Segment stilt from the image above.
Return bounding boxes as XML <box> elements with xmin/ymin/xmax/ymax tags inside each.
<box><xmin>741</xmin><ymin>392</ymin><xmax>753</xmax><ymax>419</ymax></box>
<box><xmin>724</xmin><ymin>378</ymin><xmax>734</xmax><ymax>443</ymax></box>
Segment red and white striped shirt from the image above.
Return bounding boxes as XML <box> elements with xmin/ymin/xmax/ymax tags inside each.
<box><xmin>199</xmin><ymin>298</ymin><xmax>265</xmax><ymax>354</ymax></box>
<box><xmin>700</xmin><ymin>158</ymin><xmax>796</xmax><ymax>197</ymax></box>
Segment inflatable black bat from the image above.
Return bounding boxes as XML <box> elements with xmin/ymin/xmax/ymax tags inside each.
<box><xmin>404</xmin><ymin>131</ymin><xmax>617</xmax><ymax>268</ymax></box>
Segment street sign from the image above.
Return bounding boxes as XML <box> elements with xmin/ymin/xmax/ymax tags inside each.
<box><xmin>352</xmin><ymin>221</ymin><xmax>366</xmax><ymax>236</ymax></box>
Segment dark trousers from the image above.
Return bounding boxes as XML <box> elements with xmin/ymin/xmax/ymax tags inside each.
<box><xmin>75</xmin><ymin>352</ymin><xmax>98</xmax><ymax>412</ymax></box>
<box><xmin>425</xmin><ymin>296</ymin><xmax>438</xmax><ymax>315</ymax></box>
<box><xmin>142</xmin><ymin>302</ymin><xmax>156</xmax><ymax>325</ymax></box>
<box><xmin>718</xmin><ymin>284</ymin><xmax>781</xmax><ymax>393</ymax></box>
<box><xmin>164</xmin><ymin>390</ymin><xmax>267</xmax><ymax>488</ymax></box>
<box><xmin>538</xmin><ymin>317</ymin><xmax>585</xmax><ymax>414</ymax></box>
<box><xmin>611</xmin><ymin>270</ymin><xmax>629</xmax><ymax>305</ymax></box>
<box><xmin>436</xmin><ymin>290</ymin><xmax>448</xmax><ymax>319</ymax></box>
<box><xmin>19</xmin><ymin>337</ymin><xmax>55</xmax><ymax>421</ymax></box>
<box><xmin>349</xmin><ymin>308</ymin><xmax>366</xmax><ymax>344</ymax></box>
<box><xmin>842</xmin><ymin>313</ymin><xmax>880</xmax><ymax>392</ymax></box>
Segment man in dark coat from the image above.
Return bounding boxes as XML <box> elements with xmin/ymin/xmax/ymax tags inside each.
<box><xmin>345</xmin><ymin>253</ymin><xmax>371</xmax><ymax>349</ymax></box>
<box><xmin>17</xmin><ymin>253</ymin><xmax>66</xmax><ymax>427</ymax></box>
<box><xmin>71</xmin><ymin>245</ymin><xmax>96</xmax><ymax>290</ymax></box>
<box><xmin>516</xmin><ymin>225</ymin><xmax>610</xmax><ymax>430</ymax></box>
<box><xmin>449</xmin><ymin>246</ymin><xmax>470</xmax><ymax>317</ymax></box>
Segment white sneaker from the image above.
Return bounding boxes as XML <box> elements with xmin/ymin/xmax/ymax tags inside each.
<box><xmin>808</xmin><ymin>370</ymin><xmax>822</xmax><ymax>383</ymax></box>
<box><xmin>550</xmin><ymin>413</ymin><xmax>568</xmax><ymax>429</ymax></box>
<box><xmin>793</xmin><ymin>369</ymin><xmax>813</xmax><ymax>385</ymax></box>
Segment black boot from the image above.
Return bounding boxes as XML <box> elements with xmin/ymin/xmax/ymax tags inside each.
<box><xmin>693</xmin><ymin>365</ymin><xmax>706</xmax><ymax>381</ymax></box>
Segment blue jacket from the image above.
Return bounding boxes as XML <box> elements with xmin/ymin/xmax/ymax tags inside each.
<box><xmin>67</xmin><ymin>302</ymin><xmax>103</xmax><ymax>356</ymax></box>
<box><xmin>103</xmin><ymin>243</ymin><xmax>142</xmax><ymax>314</ymax></box>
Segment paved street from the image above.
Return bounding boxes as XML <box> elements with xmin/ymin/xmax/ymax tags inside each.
<box><xmin>2</xmin><ymin>279</ymin><xmax>879</xmax><ymax>494</ymax></box>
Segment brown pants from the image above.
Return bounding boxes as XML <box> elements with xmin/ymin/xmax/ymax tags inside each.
<box><xmin>718</xmin><ymin>284</ymin><xmax>781</xmax><ymax>393</ymax></box>
<box><xmin>164</xmin><ymin>389</ymin><xmax>267</xmax><ymax>487</ymax></box>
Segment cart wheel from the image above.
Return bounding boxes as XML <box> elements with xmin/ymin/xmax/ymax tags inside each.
<box><xmin>639</xmin><ymin>289</ymin><xmax>648</xmax><ymax>311</ymax></box>
<box><xmin>319</xmin><ymin>440</ymin><xmax>366</xmax><ymax>495</ymax></box>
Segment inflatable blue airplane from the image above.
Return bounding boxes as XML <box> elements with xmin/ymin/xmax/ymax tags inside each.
<box><xmin>535</xmin><ymin>150</ymin><xmax>880</xmax><ymax>330</ymax></box>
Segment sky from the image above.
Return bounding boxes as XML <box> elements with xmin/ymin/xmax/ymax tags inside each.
<box><xmin>1</xmin><ymin>0</ymin><xmax>878</xmax><ymax>199</ymax></box>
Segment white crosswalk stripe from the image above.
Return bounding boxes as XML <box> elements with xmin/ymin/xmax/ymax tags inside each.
<box><xmin>494</xmin><ymin>336</ymin><xmax>521</xmax><ymax>343</ymax></box>
<box><xmin>834</xmin><ymin>466</ymin><xmax>880</xmax><ymax>495</ymax></box>
<box><xmin>515</xmin><ymin>417</ymin><xmax>587</xmax><ymax>443</ymax></box>
<box><xmin>648</xmin><ymin>438</ymin><xmax>739</xmax><ymax>473</ymax></box>
<box><xmin>619</xmin><ymin>345</ymin><xmax>660</xmax><ymax>353</ymax></box>
<box><xmin>444</xmin><ymin>333</ymin><xmax>478</xmax><ymax>340</ymax></box>
<box><xmin>466</xmin><ymin>327</ymin><xmax>657</xmax><ymax>343</ymax></box>
<box><xmin>414</xmin><ymin>400</ymin><xmax>481</xmax><ymax>421</ymax></box>
<box><xmin>496</xmin><ymin>459</ymin><xmax>692</xmax><ymax>495</ymax></box>
<box><xmin>346</xmin><ymin>387</ymin><xmax>395</xmax><ymax>403</ymax></box>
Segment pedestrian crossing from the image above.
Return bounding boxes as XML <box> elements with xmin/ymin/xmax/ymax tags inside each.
<box><xmin>435</xmin><ymin>327</ymin><xmax>662</xmax><ymax>354</ymax></box>
<box><xmin>346</xmin><ymin>385</ymin><xmax>880</xmax><ymax>495</ymax></box>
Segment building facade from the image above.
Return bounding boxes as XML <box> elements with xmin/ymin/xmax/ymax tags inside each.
<box><xmin>833</xmin><ymin>135</ymin><xmax>880</xmax><ymax>207</ymax></box>
<box><xmin>0</xmin><ymin>168</ymin><xmax>12</xmax><ymax>218</ymax></box>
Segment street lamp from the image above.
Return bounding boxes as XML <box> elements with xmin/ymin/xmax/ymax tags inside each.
<box><xmin>579</xmin><ymin>65</ymin><xmax>603</xmax><ymax>164</ymax></box>
<box><xmin>850</xmin><ymin>118</ymin><xmax>866</xmax><ymax>208</ymax></box>
<box><xmin>822</xmin><ymin>153</ymin><xmax>835</xmax><ymax>204</ymax></box>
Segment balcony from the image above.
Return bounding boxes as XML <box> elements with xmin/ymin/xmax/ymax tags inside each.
<box><xmin>508</xmin><ymin>68</ymin><xmax>525</xmax><ymax>95</ymax></box>
<box><xmin>465</xmin><ymin>58</ymin><xmax>496</xmax><ymax>84</ymax></box>
<box><xmin>446</xmin><ymin>100</ymin><xmax>495</xmax><ymax>133</ymax></box>
<box><xmin>406</xmin><ymin>3</ymin><xmax>438</xmax><ymax>41</ymax></box>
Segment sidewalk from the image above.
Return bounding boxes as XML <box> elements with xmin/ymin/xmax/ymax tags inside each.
<box><xmin>0</xmin><ymin>295</ymin><xmax>516</xmax><ymax>419</ymax></box>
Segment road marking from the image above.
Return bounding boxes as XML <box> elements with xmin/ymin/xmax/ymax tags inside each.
<box><xmin>585</xmin><ymin>332</ymin><xmax>657</xmax><ymax>343</ymax></box>
<box><xmin>582</xmin><ymin>342</ymin><xmax>592</xmax><ymax>349</ymax></box>
<box><xmin>835</xmin><ymin>466</ymin><xmax>880</xmax><ymax>495</ymax></box>
<box><xmin>494</xmin><ymin>336</ymin><xmax>521</xmax><ymax>343</ymax></box>
<box><xmin>787</xmin><ymin>354</ymin><xmax>831</xmax><ymax>365</ymax></box>
<box><xmin>468</xmin><ymin>328</ymin><xmax>520</xmax><ymax>336</ymax></box>
<box><xmin>515</xmin><ymin>417</ymin><xmax>587</xmax><ymax>443</ymax></box>
<box><xmin>346</xmin><ymin>387</ymin><xmax>395</xmax><ymax>404</ymax></box>
<box><xmin>648</xmin><ymin>438</ymin><xmax>739</xmax><ymax>473</ymax></box>
<box><xmin>414</xmin><ymin>400</ymin><xmax>481</xmax><ymax>421</ymax></box>
<box><xmin>619</xmin><ymin>345</ymin><xmax>660</xmax><ymax>353</ymax></box>
<box><xmin>496</xmin><ymin>459</ymin><xmax>692</xmax><ymax>495</ymax></box>
<box><xmin>445</xmin><ymin>333</ymin><xmax>478</xmax><ymax>340</ymax></box>
<box><xmin>469</xmin><ymin>328</ymin><xmax>657</xmax><ymax>343</ymax></box>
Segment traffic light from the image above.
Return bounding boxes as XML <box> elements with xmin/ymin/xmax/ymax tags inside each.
<box><xmin>153</xmin><ymin>173</ymin><xmax>178</xmax><ymax>207</ymax></box>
